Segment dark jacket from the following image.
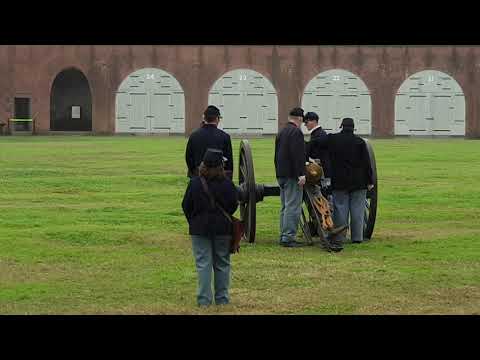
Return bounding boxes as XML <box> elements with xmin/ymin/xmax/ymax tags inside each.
<box><xmin>182</xmin><ymin>176</ymin><xmax>239</xmax><ymax>236</ymax></box>
<box><xmin>274</xmin><ymin>122</ymin><xmax>306</xmax><ymax>179</ymax></box>
<box><xmin>305</xmin><ymin>126</ymin><xmax>331</xmax><ymax>178</ymax></box>
<box><xmin>185</xmin><ymin>123</ymin><xmax>234</xmax><ymax>178</ymax></box>
<box><xmin>325</xmin><ymin>129</ymin><xmax>373</xmax><ymax>191</ymax></box>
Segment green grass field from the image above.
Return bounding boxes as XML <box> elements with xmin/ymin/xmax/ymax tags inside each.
<box><xmin>0</xmin><ymin>136</ymin><xmax>479</xmax><ymax>314</ymax></box>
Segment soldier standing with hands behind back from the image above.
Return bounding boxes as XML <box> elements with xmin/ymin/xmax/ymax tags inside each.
<box><xmin>274</xmin><ymin>107</ymin><xmax>307</xmax><ymax>248</ymax></box>
<box><xmin>185</xmin><ymin>105</ymin><xmax>234</xmax><ymax>180</ymax></box>
<box><xmin>325</xmin><ymin>117</ymin><xmax>374</xmax><ymax>244</ymax></box>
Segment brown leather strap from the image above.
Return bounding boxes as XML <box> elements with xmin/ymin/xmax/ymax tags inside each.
<box><xmin>199</xmin><ymin>176</ymin><xmax>215</xmax><ymax>208</ymax></box>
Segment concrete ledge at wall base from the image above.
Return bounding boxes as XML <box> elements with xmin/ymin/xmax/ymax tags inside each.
<box><xmin>33</xmin><ymin>130</ymin><xmax>51</xmax><ymax>135</ymax></box>
<box><xmin>32</xmin><ymin>130</ymin><xmax>96</xmax><ymax>135</ymax></box>
<box><xmin>369</xmin><ymin>135</ymin><xmax>395</xmax><ymax>139</ymax></box>
<box><xmin>47</xmin><ymin>131</ymin><xmax>93</xmax><ymax>136</ymax></box>
<box><xmin>34</xmin><ymin>131</ymin><xmax>187</xmax><ymax>136</ymax></box>
<box><xmin>229</xmin><ymin>134</ymin><xmax>277</xmax><ymax>139</ymax></box>
<box><xmin>394</xmin><ymin>135</ymin><xmax>466</xmax><ymax>139</ymax></box>
<box><xmin>114</xmin><ymin>132</ymin><xmax>183</xmax><ymax>137</ymax></box>
<box><xmin>17</xmin><ymin>131</ymin><xmax>471</xmax><ymax>139</ymax></box>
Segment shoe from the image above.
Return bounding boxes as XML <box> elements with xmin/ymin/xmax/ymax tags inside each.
<box><xmin>329</xmin><ymin>245</ymin><xmax>344</xmax><ymax>252</ymax></box>
<box><xmin>328</xmin><ymin>224</ymin><xmax>348</xmax><ymax>236</ymax></box>
<box><xmin>280</xmin><ymin>241</ymin><xmax>304</xmax><ymax>248</ymax></box>
<box><xmin>197</xmin><ymin>303</ymin><xmax>212</xmax><ymax>307</ymax></box>
<box><xmin>318</xmin><ymin>236</ymin><xmax>332</xmax><ymax>250</ymax></box>
<box><xmin>327</xmin><ymin>232</ymin><xmax>345</xmax><ymax>252</ymax></box>
<box><xmin>352</xmin><ymin>240</ymin><xmax>362</xmax><ymax>244</ymax></box>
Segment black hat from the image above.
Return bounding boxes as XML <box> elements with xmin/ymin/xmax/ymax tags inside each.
<box><xmin>289</xmin><ymin>107</ymin><xmax>304</xmax><ymax>118</ymax></box>
<box><xmin>340</xmin><ymin>117</ymin><xmax>355</xmax><ymax>128</ymax></box>
<box><xmin>304</xmin><ymin>112</ymin><xmax>319</xmax><ymax>123</ymax></box>
<box><xmin>204</xmin><ymin>105</ymin><xmax>221</xmax><ymax>119</ymax></box>
<box><xmin>203</xmin><ymin>148</ymin><xmax>226</xmax><ymax>168</ymax></box>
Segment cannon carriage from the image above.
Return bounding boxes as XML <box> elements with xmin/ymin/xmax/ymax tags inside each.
<box><xmin>235</xmin><ymin>139</ymin><xmax>378</xmax><ymax>247</ymax></box>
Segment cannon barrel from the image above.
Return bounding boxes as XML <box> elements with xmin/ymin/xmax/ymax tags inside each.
<box><xmin>236</xmin><ymin>184</ymin><xmax>280</xmax><ymax>203</ymax></box>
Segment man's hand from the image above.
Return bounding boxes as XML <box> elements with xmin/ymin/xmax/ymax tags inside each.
<box><xmin>367</xmin><ymin>184</ymin><xmax>374</xmax><ymax>191</ymax></box>
<box><xmin>298</xmin><ymin>175</ymin><xmax>306</xmax><ymax>186</ymax></box>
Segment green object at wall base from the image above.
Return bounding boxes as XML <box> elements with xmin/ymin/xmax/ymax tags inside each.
<box><xmin>9</xmin><ymin>118</ymin><xmax>34</xmax><ymax>133</ymax></box>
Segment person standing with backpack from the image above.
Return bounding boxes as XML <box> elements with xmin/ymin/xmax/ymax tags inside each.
<box><xmin>182</xmin><ymin>149</ymin><xmax>238</xmax><ymax>306</ymax></box>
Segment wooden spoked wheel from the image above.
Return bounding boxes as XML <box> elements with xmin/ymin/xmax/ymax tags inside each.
<box><xmin>364</xmin><ymin>140</ymin><xmax>378</xmax><ymax>240</ymax></box>
<box><xmin>238</xmin><ymin>140</ymin><xmax>257</xmax><ymax>243</ymax></box>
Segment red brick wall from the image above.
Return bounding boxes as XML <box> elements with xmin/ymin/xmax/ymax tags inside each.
<box><xmin>1</xmin><ymin>45</ymin><xmax>478</xmax><ymax>137</ymax></box>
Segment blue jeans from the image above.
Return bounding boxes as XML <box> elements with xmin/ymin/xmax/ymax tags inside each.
<box><xmin>191</xmin><ymin>234</ymin><xmax>231</xmax><ymax>306</ymax></box>
<box><xmin>277</xmin><ymin>177</ymin><xmax>303</xmax><ymax>244</ymax></box>
<box><xmin>332</xmin><ymin>189</ymin><xmax>367</xmax><ymax>243</ymax></box>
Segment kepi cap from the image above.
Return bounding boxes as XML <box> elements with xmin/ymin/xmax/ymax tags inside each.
<box><xmin>340</xmin><ymin>117</ymin><xmax>354</xmax><ymax>128</ymax></box>
<box><xmin>204</xmin><ymin>105</ymin><xmax>221</xmax><ymax>119</ymax></box>
<box><xmin>203</xmin><ymin>148</ymin><xmax>226</xmax><ymax>167</ymax></box>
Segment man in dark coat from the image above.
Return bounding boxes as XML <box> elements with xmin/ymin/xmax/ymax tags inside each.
<box><xmin>326</xmin><ymin>117</ymin><xmax>374</xmax><ymax>244</ymax></box>
<box><xmin>304</xmin><ymin>111</ymin><xmax>331</xmax><ymax>179</ymax></box>
<box><xmin>274</xmin><ymin>107</ymin><xmax>307</xmax><ymax>247</ymax></box>
<box><xmin>185</xmin><ymin>105</ymin><xmax>234</xmax><ymax>179</ymax></box>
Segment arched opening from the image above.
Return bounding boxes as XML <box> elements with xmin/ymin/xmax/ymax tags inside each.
<box><xmin>395</xmin><ymin>70</ymin><xmax>465</xmax><ymax>136</ymax></box>
<box><xmin>50</xmin><ymin>68</ymin><xmax>92</xmax><ymax>131</ymax></box>
<box><xmin>115</xmin><ymin>68</ymin><xmax>185</xmax><ymax>134</ymax></box>
<box><xmin>301</xmin><ymin>69</ymin><xmax>371</xmax><ymax>135</ymax></box>
<box><xmin>208</xmin><ymin>69</ymin><xmax>278</xmax><ymax>135</ymax></box>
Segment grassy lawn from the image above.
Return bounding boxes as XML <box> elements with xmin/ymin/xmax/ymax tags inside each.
<box><xmin>0</xmin><ymin>135</ymin><xmax>479</xmax><ymax>314</ymax></box>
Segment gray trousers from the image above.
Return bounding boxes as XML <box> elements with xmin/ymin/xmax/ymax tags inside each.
<box><xmin>191</xmin><ymin>234</ymin><xmax>231</xmax><ymax>306</ymax></box>
<box><xmin>332</xmin><ymin>189</ymin><xmax>367</xmax><ymax>243</ymax></box>
<box><xmin>277</xmin><ymin>177</ymin><xmax>303</xmax><ymax>244</ymax></box>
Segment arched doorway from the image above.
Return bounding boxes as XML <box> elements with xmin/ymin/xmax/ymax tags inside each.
<box><xmin>301</xmin><ymin>69</ymin><xmax>371</xmax><ymax>135</ymax></box>
<box><xmin>115</xmin><ymin>68</ymin><xmax>185</xmax><ymax>134</ymax></box>
<box><xmin>395</xmin><ymin>70</ymin><xmax>465</xmax><ymax>136</ymax></box>
<box><xmin>50</xmin><ymin>68</ymin><xmax>92</xmax><ymax>131</ymax></box>
<box><xmin>208</xmin><ymin>69</ymin><xmax>278</xmax><ymax>135</ymax></box>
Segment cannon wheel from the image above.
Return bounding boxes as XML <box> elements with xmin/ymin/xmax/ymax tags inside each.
<box><xmin>238</xmin><ymin>138</ymin><xmax>378</xmax><ymax>243</ymax></box>
<box><xmin>239</xmin><ymin>140</ymin><xmax>256</xmax><ymax>243</ymax></box>
<box><xmin>364</xmin><ymin>140</ymin><xmax>378</xmax><ymax>240</ymax></box>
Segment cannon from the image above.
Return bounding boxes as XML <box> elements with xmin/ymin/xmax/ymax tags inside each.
<box><xmin>235</xmin><ymin>139</ymin><xmax>378</xmax><ymax>246</ymax></box>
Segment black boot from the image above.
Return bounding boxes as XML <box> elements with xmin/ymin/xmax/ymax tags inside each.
<box><xmin>329</xmin><ymin>224</ymin><xmax>348</xmax><ymax>236</ymax></box>
<box><xmin>327</xmin><ymin>226</ymin><xmax>348</xmax><ymax>252</ymax></box>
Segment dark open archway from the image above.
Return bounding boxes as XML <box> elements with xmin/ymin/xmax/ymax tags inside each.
<box><xmin>50</xmin><ymin>68</ymin><xmax>92</xmax><ymax>131</ymax></box>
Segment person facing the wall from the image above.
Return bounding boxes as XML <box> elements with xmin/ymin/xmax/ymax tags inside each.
<box><xmin>274</xmin><ymin>107</ymin><xmax>307</xmax><ymax>247</ymax></box>
<box><xmin>327</xmin><ymin>117</ymin><xmax>374</xmax><ymax>244</ymax></box>
<box><xmin>182</xmin><ymin>149</ymin><xmax>239</xmax><ymax>306</ymax></box>
<box><xmin>185</xmin><ymin>105</ymin><xmax>234</xmax><ymax>179</ymax></box>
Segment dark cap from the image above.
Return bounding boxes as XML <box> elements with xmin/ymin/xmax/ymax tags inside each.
<box><xmin>289</xmin><ymin>107</ymin><xmax>304</xmax><ymax>118</ymax></box>
<box><xmin>304</xmin><ymin>112</ymin><xmax>319</xmax><ymax>123</ymax></box>
<box><xmin>204</xmin><ymin>105</ymin><xmax>221</xmax><ymax>119</ymax></box>
<box><xmin>340</xmin><ymin>117</ymin><xmax>355</xmax><ymax>128</ymax></box>
<box><xmin>203</xmin><ymin>148</ymin><xmax>226</xmax><ymax>168</ymax></box>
